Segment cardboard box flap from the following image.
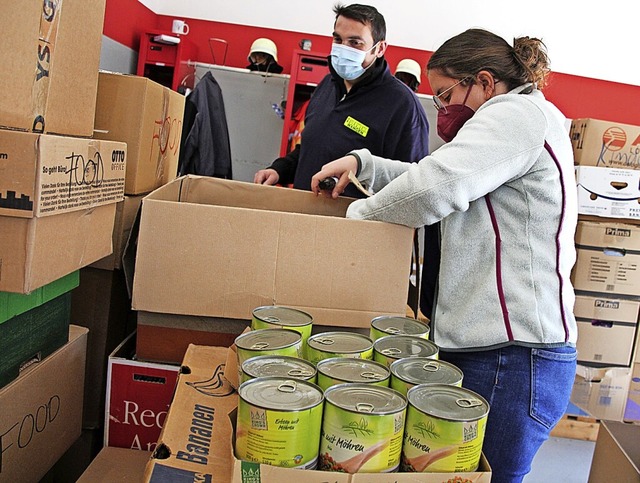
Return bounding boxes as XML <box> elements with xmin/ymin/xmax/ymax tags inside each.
<box><xmin>145</xmin><ymin>344</ymin><xmax>237</xmax><ymax>481</ymax></box>
<box><xmin>147</xmin><ymin>175</ymin><xmax>354</xmax><ymax>217</ymax></box>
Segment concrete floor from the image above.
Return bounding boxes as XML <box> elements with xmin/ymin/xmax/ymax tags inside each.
<box><xmin>524</xmin><ymin>436</ymin><xmax>596</xmax><ymax>483</ymax></box>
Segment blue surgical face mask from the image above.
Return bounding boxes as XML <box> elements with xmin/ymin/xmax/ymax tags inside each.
<box><xmin>330</xmin><ymin>42</ymin><xmax>378</xmax><ymax>81</ymax></box>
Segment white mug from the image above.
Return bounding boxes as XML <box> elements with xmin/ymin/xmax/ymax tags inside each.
<box><xmin>172</xmin><ymin>19</ymin><xmax>189</xmax><ymax>35</ymax></box>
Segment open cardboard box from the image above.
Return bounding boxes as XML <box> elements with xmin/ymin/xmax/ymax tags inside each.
<box><xmin>144</xmin><ymin>343</ymin><xmax>491</xmax><ymax>482</ymax></box>
<box><xmin>132</xmin><ymin>175</ymin><xmax>414</xmax><ymax>328</ymax></box>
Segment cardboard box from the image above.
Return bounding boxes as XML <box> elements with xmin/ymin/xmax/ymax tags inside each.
<box><xmin>136</xmin><ymin>311</ymin><xmax>250</xmax><ymax>364</ymax></box>
<box><xmin>143</xmin><ymin>345</ymin><xmax>237</xmax><ymax>482</ymax></box>
<box><xmin>94</xmin><ymin>72</ymin><xmax>185</xmax><ymax>195</ymax></box>
<box><xmin>0</xmin><ymin>201</ymin><xmax>116</xmax><ymax>293</ymax></box>
<box><xmin>571</xmin><ymin>365</ymin><xmax>633</xmax><ymax>421</ymax></box>
<box><xmin>576</xmin><ymin>166</ymin><xmax>640</xmax><ymax>220</ymax></box>
<box><xmin>71</xmin><ymin>267</ymin><xmax>134</xmax><ymax>428</ymax></box>
<box><xmin>588</xmin><ymin>420</ymin><xmax>640</xmax><ymax>483</ymax></box>
<box><xmin>144</xmin><ymin>344</ymin><xmax>491</xmax><ymax>483</ymax></box>
<box><xmin>91</xmin><ymin>194</ymin><xmax>144</xmax><ymax>270</ymax></box>
<box><xmin>0</xmin><ymin>131</ymin><xmax>127</xmax><ymax>218</ymax></box>
<box><xmin>0</xmin><ymin>0</ymin><xmax>106</xmax><ymax>137</ymax></box>
<box><xmin>574</xmin><ymin>295</ymin><xmax>640</xmax><ymax>366</ymax></box>
<box><xmin>572</xmin><ymin>221</ymin><xmax>640</xmax><ymax>296</ymax></box>
<box><xmin>0</xmin><ymin>325</ymin><xmax>88</xmax><ymax>482</ymax></box>
<box><xmin>570</xmin><ymin>118</ymin><xmax>640</xmax><ymax>169</ymax></box>
<box><xmin>132</xmin><ymin>176</ymin><xmax>413</xmax><ymax>328</ymax></box>
<box><xmin>624</xmin><ymin>363</ymin><xmax>640</xmax><ymax>421</ymax></box>
<box><xmin>0</xmin><ymin>292</ymin><xmax>71</xmax><ymax>389</ymax></box>
<box><xmin>78</xmin><ymin>447</ymin><xmax>151</xmax><ymax>483</ymax></box>
<box><xmin>0</xmin><ymin>270</ymin><xmax>78</xmax><ymax>323</ymax></box>
<box><xmin>105</xmin><ymin>332</ymin><xmax>180</xmax><ymax>451</ymax></box>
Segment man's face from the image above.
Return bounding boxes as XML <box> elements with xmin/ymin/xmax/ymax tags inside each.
<box><xmin>332</xmin><ymin>16</ymin><xmax>384</xmax><ymax>69</ymax></box>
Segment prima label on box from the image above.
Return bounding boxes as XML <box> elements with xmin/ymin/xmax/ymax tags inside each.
<box><xmin>0</xmin><ymin>131</ymin><xmax>127</xmax><ymax>218</ymax></box>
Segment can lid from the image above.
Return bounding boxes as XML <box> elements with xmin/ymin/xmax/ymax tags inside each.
<box><xmin>243</xmin><ymin>355</ymin><xmax>316</xmax><ymax>379</ymax></box>
<box><xmin>371</xmin><ymin>316</ymin><xmax>430</xmax><ymax>336</ymax></box>
<box><xmin>390</xmin><ymin>358</ymin><xmax>463</xmax><ymax>385</ymax></box>
<box><xmin>239</xmin><ymin>377</ymin><xmax>323</xmax><ymax>411</ymax></box>
<box><xmin>325</xmin><ymin>383</ymin><xmax>406</xmax><ymax>414</ymax></box>
<box><xmin>317</xmin><ymin>357</ymin><xmax>390</xmax><ymax>383</ymax></box>
<box><xmin>308</xmin><ymin>332</ymin><xmax>373</xmax><ymax>354</ymax></box>
<box><xmin>235</xmin><ymin>328</ymin><xmax>301</xmax><ymax>351</ymax></box>
<box><xmin>407</xmin><ymin>384</ymin><xmax>489</xmax><ymax>421</ymax></box>
<box><xmin>373</xmin><ymin>335</ymin><xmax>439</xmax><ymax>359</ymax></box>
<box><xmin>252</xmin><ymin>305</ymin><xmax>313</xmax><ymax>327</ymax></box>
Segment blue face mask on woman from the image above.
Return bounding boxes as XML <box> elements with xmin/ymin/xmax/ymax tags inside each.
<box><xmin>330</xmin><ymin>42</ymin><xmax>378</xmax><ymax>81</ymax></box>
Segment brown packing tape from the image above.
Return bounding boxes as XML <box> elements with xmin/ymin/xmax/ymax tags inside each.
<box><xmin>33</xmin><ymin>0</ymin><xmax>63</xmax><ymax>133</ymax></box>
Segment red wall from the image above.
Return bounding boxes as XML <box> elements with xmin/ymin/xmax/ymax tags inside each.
<box><xmin>103</xmin><ymin>0</ymin><xmax>640</xmax><ymax>126</ymax></box>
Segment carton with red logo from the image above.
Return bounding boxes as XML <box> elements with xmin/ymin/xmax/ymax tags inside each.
<box><xmin>570</xmin><ymin>118</ymin><xmax>640</xmax><ymax>169</ymax></box>
<box><xmin>105</xmin><ymin>332</ymin><xmax>180</xmax><ymax>451</ymax></box>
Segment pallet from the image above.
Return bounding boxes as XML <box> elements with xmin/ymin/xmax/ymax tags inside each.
<box><xmin>551</xmin><ymin>414</ymin><xmax>600</xmax><ymax>442</ymax></box>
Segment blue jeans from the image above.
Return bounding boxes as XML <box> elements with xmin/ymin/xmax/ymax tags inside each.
<box><xmin>440</xmin><ymin>345</ymin><xmax>577</xmax><ymax>483</ymax></box>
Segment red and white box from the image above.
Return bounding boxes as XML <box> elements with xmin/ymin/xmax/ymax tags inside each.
<box><xmin>104</xmin><ymin>332</ymin><xmax>179</xmax><ymax>451</ymax></box>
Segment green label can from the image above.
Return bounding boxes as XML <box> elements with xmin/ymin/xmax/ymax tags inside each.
<box><xmin>251</xmin><ymin>305</ymin><xmax>313</xmax><ymax>350</ymax></box>
<box><xmin>306</xmin><ymin>332</ymin><xmax>373</xmax><ymax>366</ymax></box>
<box><xmin>390</xmin><ymin>358</ymin><xmax>463</xmax><ymax>396</ymax></box>
<box><xmin>236</xmin><ymin>377</ymin><xmax>324</xmax><ymax>469</ymax></box>
<box><xmin>370</xmin><ymin>316</ymin><xmax>430</xmax><ymax>341</ymax></box>
<box><xmin>241</xmin><ymin>355</ymin><xmax>317</xmax><ymax>384</ymax></box>
<box><xmin>235</xmin><ymin>329</ymin><xmax>303</xmax><ymax>383</ymax></box>
<box><xmin>373</xmin><ymin>335</ymin><xmax>439</xmax><ymax>367</ymax></box>
<box><xmin>402</xmin><ymin>384</ymin><xmax>489</xmax><ymax>473</ymax></box>
<box><xmin>319</xmin><ymin>384</ymin><xmax>407</xmax><ymax>473</ymax></box>
<box><xmin>316</xmin><ymin>357</ymin><xmax>390</xmax><ymax>391</ymax></box>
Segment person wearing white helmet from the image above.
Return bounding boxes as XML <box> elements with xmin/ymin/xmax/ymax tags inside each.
<box><xmin>246</xmin><ymin>38</ymin><xmax>284</xmax><ymax>74</ymax></box>
<box><xmin>395</xmin><ymin>58</ymin><xmax>422</xmax><ymax>92</ymax></box>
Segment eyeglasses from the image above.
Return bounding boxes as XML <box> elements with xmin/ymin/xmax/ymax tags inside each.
<box><xmin>432</xmin><ymin>76</ymin><xmax>472</xmax><ymax>113</ymax></box>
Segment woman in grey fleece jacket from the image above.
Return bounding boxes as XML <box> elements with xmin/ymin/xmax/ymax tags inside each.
<box><xmin>311</xmin><ymin>29</ymin><xmax>578</xmax><ymax>483</ymax></box>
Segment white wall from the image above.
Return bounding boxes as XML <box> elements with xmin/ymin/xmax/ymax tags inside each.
<box><xmin>139</xmin><ymin>0</ymin><xmax>640</xmax><ymax>87</ymax></box>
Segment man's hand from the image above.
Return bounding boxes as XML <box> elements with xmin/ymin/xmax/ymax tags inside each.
<box><xmin>254</xmin><ymin>168</ymin><xmax>280</xmax><ymax>185</ymax></box>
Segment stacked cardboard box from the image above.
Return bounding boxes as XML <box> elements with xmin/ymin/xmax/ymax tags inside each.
<box><xmin>0</xmin><ymin>1</ymin><xmax>125</xmax><ymax>480</ymax></box>
<box><xmin>569</xmin><ymin>118</ymin><xmax>640</xmax><ymax>423</ymax></box>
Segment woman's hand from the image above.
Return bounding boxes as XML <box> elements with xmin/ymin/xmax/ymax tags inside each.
<box><xmin>311</xmin><ymin>154</ymin><xmax>359</xmax><ymax>199</ymax></box>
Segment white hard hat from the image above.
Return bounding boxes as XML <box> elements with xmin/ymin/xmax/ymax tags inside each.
<box><xmin>248</xmin><ymin>38</ymin><xmax>278</xmax><ymax>62</ymax></box>
<box><xmin>396</xmin><ymin>58</ymin><xmax>422</xmax><ymax>83</ymax></box>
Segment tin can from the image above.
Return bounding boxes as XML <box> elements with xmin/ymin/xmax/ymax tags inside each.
<box><xmin>370</xmin><ymin>315</ymin><xmax>430</xmax><ymax>341</ymax></box>
<box><xmin>252</xmin><ymin>305</ymin><xmax>313</xmax><ymax>350</ymax></box>
<box><xmin>306</xmin><ymin>332</ymin><xmax>373</xmax><ymax>366</ymax></box>
<box><xmin>235</xmin><ymin>329</ymin><xmax>303</xmax><ymax>382</ymax></box>
<box><xmin>236</xmin><ymin>377</ymin><xmax>324</xmax><ymax>469</ymax></box>
<box><xmin>390</xmin><ymin>358</ymin><xmax>463</xmax><ymax>396</ymax></box>
<box><xmin>316</xmin><ymin>357</ymin><xmax>390</xmax><ymax>391</ymax></box>
<box><xmin>373</xmin><ymin>335</ymin><xmax>439</xmax><ymax>367</ymax></box>
<box><xmin>402</xmin><ymin>384</ymin><xmax>489</xmax><ymax>473</ymax></box>
<box><xmin>241</xmin><ymin>355</ymin><xmax>317</xmax><ymax>384</ymax></box>
<box><xmin>319</xmin><ymin>384</ymin><xmax>407</xmax><ymax>473</ymax></box>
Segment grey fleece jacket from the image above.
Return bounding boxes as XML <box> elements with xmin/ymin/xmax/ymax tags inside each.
<box><xmin>347</xmin><ymin>85</ymin><xmax>578</xmax><ymax>351</ymax></box>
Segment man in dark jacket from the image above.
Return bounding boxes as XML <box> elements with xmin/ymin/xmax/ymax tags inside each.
<box><xmin>254</xmin><ymin>3</ymin><xmax>429</xmax><ymax>199</ymax></box>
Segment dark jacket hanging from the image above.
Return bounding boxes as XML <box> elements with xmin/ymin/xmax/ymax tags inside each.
<box><xmin>178</xmin><ymin>71</ymin><xmax>232</xmax><ymax>178</ymax></box>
